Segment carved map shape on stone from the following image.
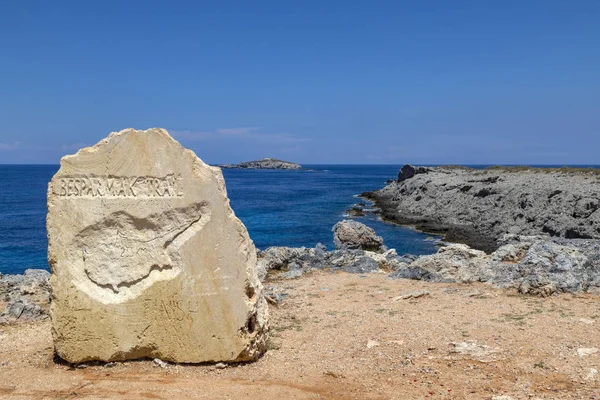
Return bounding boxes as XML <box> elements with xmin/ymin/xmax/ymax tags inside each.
<box><xmin>70</xmin><ymin>202</ymin><xmax>210</xmax><ymax>303</ymax></box>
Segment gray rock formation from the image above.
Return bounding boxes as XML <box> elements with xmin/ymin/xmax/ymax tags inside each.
<box><xmin>0</xmin><ymin>269</ymin><xmax>51</xmax><ymax>324</ymax></box>
<box><xmin>397</xmin><ymin>164</ymin><xmax>431</xmax><ymax>182</ymax></box>
<box><xmin>364</xmin><ymin>165</ymin><xmax>600</xmax><ymax>253</ymax></box>
<box><xmin>257</xmin><ymin>235</ymin><xmax>600</xmax><ymax>296</ymax></box>
<box><xmin>389</xmin><ymin>235</ymin><xmax>600</xmax><ymax>296</ymax></box>
<box><xmin>220</xmin><ymin>158</ymin><xmax>301</xmax><ymax>170</ymax></box>
<box><xmin>257</xmin><ymin>244</ymin><xmax>405</xmax><ymax>280</ymax></box>
<box><xmin>332</xmin><ymin>220</ymin><xmax>385</xmax><ymax>252</ymax></box>
<box><xmin>254</xmin><ymin>218</ymin><xmax>600</xmax><ymax>296</ymax></box>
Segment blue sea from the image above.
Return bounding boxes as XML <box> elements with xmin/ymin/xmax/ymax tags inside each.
<box><xmin>0</xmin><ymin>164</ymin><xmax>441</xmax><ymax>275</ymax></box>
<box><xmin>2</xmin><ymin>164</ymin><xmax>599</xmax><ymax>275</ymax></box>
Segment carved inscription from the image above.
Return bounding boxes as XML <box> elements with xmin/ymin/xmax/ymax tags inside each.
<box><xmin>53</xmin><ymin>174</ymin><xmax>184</xmax><ymax>198</ymax></box>
<box><xmin>160</xmin><ymin>290</ymin><xmax>230</xmax><ymax>321</ymax></box>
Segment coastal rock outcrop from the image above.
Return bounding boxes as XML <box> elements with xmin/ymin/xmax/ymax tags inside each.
<box><xmin>397</xmin><ymin>164</ymin><xmax>431</xmax><ymax>182</ymax></box>
<box><xmin>257</xmin><ymin>245</ymin><xmax>405</xmax><ymax>280</ymax></box>
<box><xmin>220</xmin><ymin>158</ymin><xmax>301</xmax><ymax>170</ymax></box>
<box><xmin>47</xmin><ymin>128</ymin><xmax>268</xmax><ymax>363</ymax></box>
<box><xmin>254</xmin><ymin>219</ymin><xmax>600</xmax><ymax>296</ymax></box>
<box><xmin>258</xmin><ymin>235</ymin><xmax>600</xmax><ymax>296</ymax></box>
<box><xmin>364</xmin><ymin>165</ymin><xmax>600</xmax><ymax>252</ymax></box>
<box><xmin>332</xmin><ymin>220</ymin><xmax>385</xmax><ymax>252</ymax></box>
<box><xmin>389</xmin><ymin>235</ymin><xmax>600</xmax><ymax>296</ymax></box>
<box><xmin>0</xmin><ymin>269</ymin><xmax>51</xmax><ymax>324</ymax></box>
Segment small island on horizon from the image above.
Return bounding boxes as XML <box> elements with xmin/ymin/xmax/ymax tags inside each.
<box><xmin>219</xmin><ymin>157</ymin><xmax>302</xmax><ymax>170</ymax></box>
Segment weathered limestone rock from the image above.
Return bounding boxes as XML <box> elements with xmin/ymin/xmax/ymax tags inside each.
<box><xmin>47</xmin><ymin>128</ymin><xmax>268</xmax><ymax>363</ymax></box>
<box><xmin>332</xmin><ymin>220</ymin><xmax>384</xmax><ymax>252</ymax></box>
<box><xmin>0</xmin><ymin>269</ymin><xmax>51</xmax><ymax>324</ymax></box>
<box><xmin>365</xmin><ymin>165</ymin><xmax>600</xmax><ymax>253</ymax></box>
<box><xmin>397</xmin><ymin>164</ymin><xmax>430</xmax><ymax>182</ymax></box>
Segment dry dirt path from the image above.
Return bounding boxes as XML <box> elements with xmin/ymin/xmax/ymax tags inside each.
<box><xmin>1</xmin><ymin>271</ymin><xmax>599</xmax><ymax>399</ymax></box>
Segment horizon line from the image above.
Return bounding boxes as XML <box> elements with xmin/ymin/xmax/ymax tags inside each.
<box><xmin>2</xmin><ymin>163</ymin><xmax>599</xmax><ymax>167</ymax></box>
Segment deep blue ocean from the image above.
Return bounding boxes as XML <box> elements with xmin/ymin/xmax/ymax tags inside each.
<box><xmin>0</xmin><ymin>164</ymin><xmax>441</xmax><ymax>275</ymax></box>
<box><xmin>2</xmin><ymin>164</ymin><xmax>599</xmax><ymax>275</ymax></box>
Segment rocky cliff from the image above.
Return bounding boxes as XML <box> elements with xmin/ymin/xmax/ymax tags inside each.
<box><xmin>364</xmin><ymin>165</ymin><xmax>600</xmax><ymax>253</ymax></box>
<box><xmin>220</xmin><ymin>158</ymin><xmax>301</xmax><ymax>170</ymax></box>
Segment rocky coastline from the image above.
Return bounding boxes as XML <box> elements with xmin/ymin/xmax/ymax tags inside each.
<box><xmin>4</xmin><ymin>165</ymin><xmax>600</xmax><ymax>326</ymax></box>
<box><xmin>4</xmin><ymin>211</ymin><xmax>600</xmax><ymax>326</ymax></box>
<box><xmin>258</xmin><ymin>231</ymin><xmax>600</xmax><ymax>297</ymax></box>
<box><xmin>362</xmin><ymin>164</ymin><xmax>600</xmax><ymax>253</ymax></box>
<box><xmin>219</xmin><ymin>158</ymin><xmax>302</xmax><ymax>170</ymax></box>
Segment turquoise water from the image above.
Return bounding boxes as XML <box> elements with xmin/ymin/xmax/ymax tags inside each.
<box><xmin>0</xmin><ymin>164</ymin><xmax>440</xmax><ymax>274</ymax></box>
<box><xmin>223</xmin><ymin>165</ymin><xmax>441</xmax><ymax>254</ymax></box>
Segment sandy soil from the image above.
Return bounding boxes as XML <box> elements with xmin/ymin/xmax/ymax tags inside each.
<box><xmin>1</xmin><ymin>271</ymin><xmax>600</xmax><ymax>399</ymax></box>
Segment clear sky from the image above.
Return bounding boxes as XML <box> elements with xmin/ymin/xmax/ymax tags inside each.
<box><xmin>1</xmin><ymin>1</ymin><xmax>598</xmax><ymax>165</ymax></box>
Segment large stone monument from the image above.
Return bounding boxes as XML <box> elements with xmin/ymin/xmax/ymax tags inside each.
<box><xmin>47</xmin><ymin>128</ymin><xmax>268</xmax><ymax>363</ymax></box>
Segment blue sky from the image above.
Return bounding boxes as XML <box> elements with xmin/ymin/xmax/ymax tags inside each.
<box><xmin>1</xmin><ymin>1</ymin><xmax>598</xmax><ymax>165</ymax></box>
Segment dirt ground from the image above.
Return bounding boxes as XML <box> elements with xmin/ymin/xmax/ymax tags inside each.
<box><xmin>1</xmin><ymin>270</ymin><xmax>600</xmax><ymax>400</ymax></box>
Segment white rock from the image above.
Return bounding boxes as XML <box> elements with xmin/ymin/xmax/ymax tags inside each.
<box><xmin>393</xmin><ymin>290</ymin><xmax>430</xmax><ymax>301</ymax></box>
<box><xmin>450</xmin><ymin>341</ymin><xmax>501</xmax><ymax>362</ymax></box>
<box><xmin>577</xmin><ymin>348</ymin><xmax>599</xmax><ymax>358</ymax></box>
<box><xmin>48</xmin><ymin>128</ymin><xmax>268</xmax><ymax>363</ymax></box>
<box><xmin>153</xmin><ymin>358</ymin><xmax>169</xmax><ymax>368</ymax></box>
<box><xmin>585</xmin><ymin>368</ymin><xmax>598</xmax><ymax>381</ymax></box>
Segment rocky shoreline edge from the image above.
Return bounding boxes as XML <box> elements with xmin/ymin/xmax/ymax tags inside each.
<box><xmin>362</xmin><ymin>164</ymin><xmax>600</xmax><ymax>253</ymax></box>
<box><xmin>3</xmin><ymin>219</ymin><xmax>600</xmax><ymax>326</ymax></box>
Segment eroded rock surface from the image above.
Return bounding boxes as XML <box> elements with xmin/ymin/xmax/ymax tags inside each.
<box><xmin>257</xmin><ymin>227</ymin><xmax>600</xmax><ymax>296</ymax></box>
<box><xmin>389</xmin><ymin>235</ymin><xmax>600</xmax><ymax>296</ymax></box>
<box><xmin>397</xmin><ymin>164</ymin><xmax>431</xmax><ymax>182</ymax></box>
<box><xmin>0</xmin><ymin>269</ymin><xmax>51</xmax><ymax>324</ymax></box>
<box><xmin>364</xmin><ymin>165</ymin><xmax>600</xmax><ymax>252</ymax></box>
<box><xmin>332</xmin><ymin>220</ymin><xmax>385</xmax><ymax>252</ymax></box>
<box><xmin>47</xmin><ymin>128</ymin><xmax>268</xmax><ymax>363</ymax></box>
<box><xmin>257</xmin><ymin>243</ymin><xmax>414</xmax><ymax>281</ymax></box>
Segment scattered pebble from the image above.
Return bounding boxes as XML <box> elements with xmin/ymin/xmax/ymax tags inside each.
<box><xmin>450</xmin><ymin>341</ymin><xmax>501</xmax><ymax>362</ymax></box>
<box><xmin>393</xmin><ymin>290</ymin><xmax>430</xmax><ymax>301</ymax></box>
<box><xmin>153</xmin><ymin>358</ymin><xmax>169</xmax><ymax>368</ymax></box>
<box><xmin>387</xmin><ymin>339</ymin><xmax>405</xmax><ymax>346</ymax></box>
<box><xmin>585</xmin><ymin>368</ymin><xmax>598</xmax><ymax>381</ymax></box>
<box><xmin>442</xmin><ymin>288</ymin><xmax>459</xmax><ymax>293</ymax></box>
<box><xmin>366</xmin><ymin>340</ymin><xmax>380</xmax><ymax>349</ymax></box>
<box><xmin>579</xmin><ymin>318</ymin><xmax>595</xmax><ymax>325</ymax></box>
<box><xmin>282</xmin><ymin>270</ymin><xmax>303</xmax><ymax>280</ymax></box>
<box><xmin>577</xmin><ymin>348</ymin><xmax>599</xmax><ymax>358</ymax></box>
<box><xmin>215</xmin><ymin>362</ymin><xmax>228</xmax><ymax>369</ymax></box>
<box><xmin>323</xmin><ymin>370</ymin><xmax>343</xmax><ymax>378</ymax></box>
